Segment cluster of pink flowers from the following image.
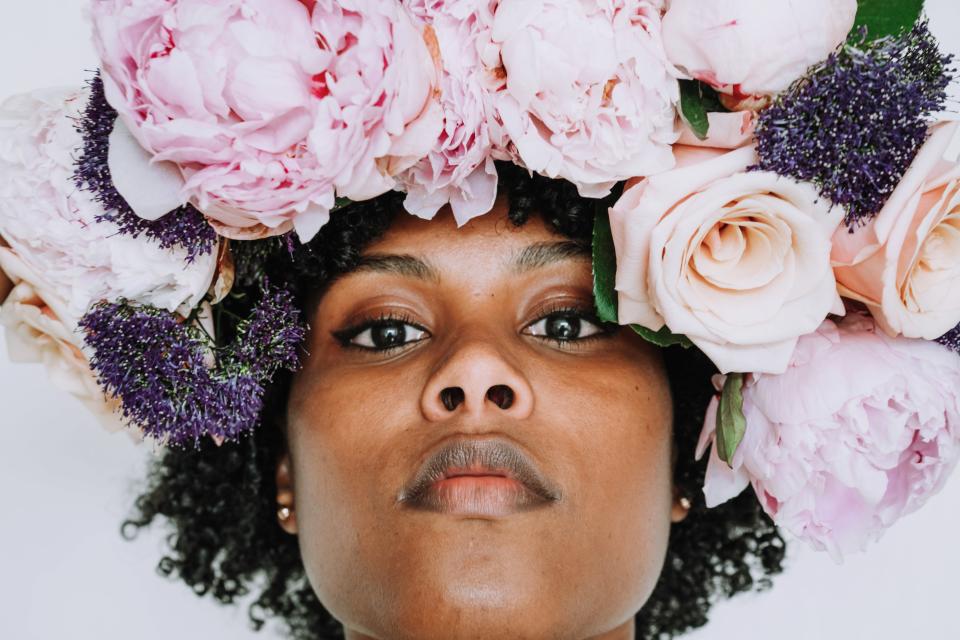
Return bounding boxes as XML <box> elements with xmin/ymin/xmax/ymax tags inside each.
<box><xmin>1</xmin><ymin>0</ymin><xmax>959</xmax><ymax>557</ymax></box>
<box><xmin>697</xmin><ymin>315</ymin><xmax>960</xmax><ymax>560</ymax></box>
<box><xmin>88</xmin><ymin>0</ymin><xmax>690</xmax><ymax>237</ymax></box>
<box><xmin>602</xmin><ymin>0</ymin><xmax>960</xmax><ymax>557</ymax></box>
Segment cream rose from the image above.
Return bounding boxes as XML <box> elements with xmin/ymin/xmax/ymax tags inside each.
<box><xmin>833</xmin><ymin>122</ymin><xmax>960</xmax><ymax>340</ymax></box>
<box><xmin>609</xmin><ymin>145</ymin><xmax>845</xmax><ymax>374</ymax></box>
<box><xmin>0</xmin><ymin>252</ymin><xmax>125</xmax><ymax>433</ymax></box>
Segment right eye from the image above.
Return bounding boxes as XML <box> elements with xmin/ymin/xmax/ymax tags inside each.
<box><xmin>337</xmin><ymin>318</ymin><xmax>429</xmax><ymax>351</ymax></box>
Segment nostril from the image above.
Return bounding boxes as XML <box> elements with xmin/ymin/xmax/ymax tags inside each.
<box><xmin>486</xmin><ymin>385</ymin><xmax>514</xmax><ymax>410</ymax></box>
<box><xmin>440</xmin><ymin>387</ymin><xmax>465</xmax><ymax>412</ymax></box>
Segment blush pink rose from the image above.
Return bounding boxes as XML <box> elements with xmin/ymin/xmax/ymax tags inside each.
<box><xmin>609</xmin><ymin>144</ymin><xmax>844</xmax><ymax>374</ymax></box>
<box><xmin>833</xmin><ymin>121</ymin><xmax>960</xmax><ymax>341</ymax></box>
<box><xmin>91</xmin><ymin>0</ymin><xmax>442</xmax><ymax>241</ymax></box>
<box><xmin>697</xmin><ymin>314</ymin><xmax>960</xmax><ymax>560</ymax></box>
<box><xmin>399</xmin><ymin>0</ymin><xmax>499</xmax><ymax>226</ymax></box>
<box><xmin>662</xmin><ymin>0</ymin><xmax>857</xmax><ymax>96</ymax></box>
<box><xmin>480</xmin><ymin>0</ymin><xmax>679</xmax><ymax>198</ymax></box>
<box><xmin>0</xmin><ymin>88</ymin><xmax>216</xmax><ymax>432</ymax></box>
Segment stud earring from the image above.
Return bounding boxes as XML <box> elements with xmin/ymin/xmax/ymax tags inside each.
<box><xmin>679</xmin><ymin>496</ymin><xmax>692</xmax><ymax>511</ymax></box>
<box><xmin>277</xmin><ymin>505</ymin><xmax>292</xmax><ymax>522</ymax></box>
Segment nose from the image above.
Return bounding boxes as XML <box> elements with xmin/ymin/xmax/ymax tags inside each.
<box><xmin>421</xmin><ymin>341</ymin><xmax>535</xmax><ymax>421</ymax></box>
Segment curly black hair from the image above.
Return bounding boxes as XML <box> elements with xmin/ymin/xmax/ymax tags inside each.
<box><xmin>122</xmin><ymin>163</ymin><xmax>786</xmax><ymax>640</ymax></box>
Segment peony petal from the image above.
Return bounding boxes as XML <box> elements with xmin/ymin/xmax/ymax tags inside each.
<box><xmin>291</xmin><ymin>202</ymin><xmax>331</xmax><ymax>243</ymax></box>
<box><xmin>108</xmin><ymin>118</ymin><xmax>186</xmax><ymax>221</ymax></box>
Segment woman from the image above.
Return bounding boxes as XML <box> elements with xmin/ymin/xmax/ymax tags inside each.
<box><xmin>121</xmin><ymin>170</ymin><xmax>784</xmax><ymax>639</ymax></box>
<box><xmin>2</xmin><ymin>1</ymin><xmax>960</xmax><ymax>638</ymax></box>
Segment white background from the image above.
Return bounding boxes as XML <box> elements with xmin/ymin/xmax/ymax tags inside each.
<box><xmin>1</xmin><ymin>2</ymin><xmax>959</xmax><ymax>639</ymax></box>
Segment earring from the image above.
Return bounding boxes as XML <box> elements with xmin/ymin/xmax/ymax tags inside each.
<box><xmin>679</xmin><ymin>496</ymin><xmax>692</xmax><ymax>511</ymax></box>
<box><xmin>277</xmin><ymin>505</ymin><xmax>292</xmax><ymax>522</ymax></box>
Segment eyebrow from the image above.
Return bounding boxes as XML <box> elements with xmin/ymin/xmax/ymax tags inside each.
<box><xmin>510</xmin><ymin>240</ymin><xmax>591</xmax><ymax>273</ymax></box>
<box><xmin>347</xmin><ymin>240</ymin><xmax>591</xmax><ymax>283</ymax></box>
<box><xmin>351</xmin><ymin>254</ymin><xmax>440</xmax><ymax>281</ymax></box>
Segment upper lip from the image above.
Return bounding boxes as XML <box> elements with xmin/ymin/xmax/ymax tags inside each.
<box><xmin>397</xmin><ymin>436</ymin><xmax>561</xmax><ymax>509</ymax></box>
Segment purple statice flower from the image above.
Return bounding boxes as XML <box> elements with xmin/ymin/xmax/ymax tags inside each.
<box><xmin>754</xmin><ymin>21</ymin><xmax>954</xmax><ymax>227</ymax></box>
<box><xmin>72</xmin><ymin>73</ymin><xmax>216</xmax><ymax>262</ymax></box>
<box><xmin>79</xmin><ymin>285</ymin><xmax>306</xmax><ymax>447</ymax></box>
<box><xmin>223</xmin><ymin>284</ymin><xmax>307</xmax><ymax>381</ymax></box>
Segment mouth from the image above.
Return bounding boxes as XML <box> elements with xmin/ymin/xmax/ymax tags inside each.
<box><xmin>398</xmin><ymin>437</ymin><xmax>561</xmax><ymax>517</ymax></box>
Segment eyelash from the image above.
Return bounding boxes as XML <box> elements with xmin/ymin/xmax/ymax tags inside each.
<box><xmin>332</xmin><ymin>304</ymin><xmax>615</xmax><ymax>353</ymax></box>
<box><xmin>332</xmin><ymin>310</ymin><xmax>427</xmax><ymax>353</ymax></box>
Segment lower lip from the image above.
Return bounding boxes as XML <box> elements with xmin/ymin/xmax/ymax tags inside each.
<box><xmin>423</xmin><ymin>475</ymin><xmax>544</xmax><ymax>516</ymax></box>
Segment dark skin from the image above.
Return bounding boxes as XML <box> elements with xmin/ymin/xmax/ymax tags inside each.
<box><xmin>277</xmin><ymin>201</ymin><xmax>688</xmax><ymax>640</ymax></box>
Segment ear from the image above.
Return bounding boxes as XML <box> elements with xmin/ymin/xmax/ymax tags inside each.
<box><xmin>275</xmin><ymin>452</ymin><xmax>299</xmax><ymax>535</ymax></box>
<box><xmin>670</xmin><ymin>487</ymin><xmax>691</xmax><ymax>524</ymax></box>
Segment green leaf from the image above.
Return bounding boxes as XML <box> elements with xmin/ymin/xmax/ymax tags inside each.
<box><xmin>630</xmin><ymin>324</ymin><xmax>694</xmax><ymax>349</ymax></box>
<box><xmin>679</xmin><ymin>79</ymin><xmax>710</xmax><ymax>140</ymax></box>
<box><xmin>853</xmin><ymin>0</ymin><xmax>924</xmax><ymax>41</ymax></box>
<box><xmin>333</xmin><ymin>197</ymin><xmax>352</xmax><ymax>211</ymax></box>
<box><xmin>592</xmin><ymin>207</ymin><xmax>619</xmax><ymax>324</ymax></box>
<box><xmin>715</xmin><ymin>373</ymin><xmax>747</xmax><ymax>466</ymax></box>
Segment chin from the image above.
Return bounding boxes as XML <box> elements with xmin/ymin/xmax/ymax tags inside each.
<box><xmin>371</xmin><ymin>596</ymin><xmax>567</xmax><ymax>640</ymax></box>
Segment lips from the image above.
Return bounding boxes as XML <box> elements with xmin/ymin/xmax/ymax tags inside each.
<box><xmin>398</xmin><ymin>437</ymin><xmax>561</xmax><ymax>516</ymax></box>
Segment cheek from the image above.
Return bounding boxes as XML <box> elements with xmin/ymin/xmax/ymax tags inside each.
<box><xmin>284</xmin><ymin>368</ymin><xmax>428</xmax><ymax>625</ymax></box>
<box><xmin>531</xmin><ymin>362</ymin><xmax>676</xmax><ymax>620</ymax></box>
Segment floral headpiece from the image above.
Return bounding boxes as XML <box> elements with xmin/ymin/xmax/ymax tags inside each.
<box><xmin>2</xmin><ymin>0</ymin><xmax>959</xmax><ymax>560</ymax></box>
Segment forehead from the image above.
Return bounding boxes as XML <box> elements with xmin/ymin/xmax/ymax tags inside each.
<box><xmin>364</xmin><ymin>205</ymin><xmax>562</xmax><ymax>262</ymax></box>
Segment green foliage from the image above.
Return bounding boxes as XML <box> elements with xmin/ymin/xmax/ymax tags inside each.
<box><xmin>716</xmin><ymin>373</ymin><xmax>747</xmax><ymax>466</ymax></box>
<box><xmin>678</xmin><ymin>80</ymin><xmax>729</xmax><ymax>140</ymax></box>
<box><xmin>592</xmin><ymin>207</ymin><xmax>620</xmax><ymax>324</ymax></box>
<box><xmin>631</xmin><ymin>324</ymin><xmax>694</xmax><ymax>349</ymax></box>
<box><xmin>853</xmin><ymin>0</ymin><xmax>925</xmax><ymax>41</ymax></box>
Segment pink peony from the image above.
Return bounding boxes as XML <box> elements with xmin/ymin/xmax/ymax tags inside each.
<box><xmin>399</xmin><ymin>0</ymin><xmax>499</xmax><ymax>226</ymax></box>
<box><xmin>833</xmin><ymin>121</ymin><xmax>960</xmax><ymax>341</ymax></box>
<box><xmin>0</xmin><ymin>88</ymin><xmax>217</xmax><ymax>431</ymax></box>
<box><xmin>697</xmin><ymin>314</ymin><xmax>960</xmax><ymax>560</ymax></box>
<box><xmin>662</xmin><ymin>0</ymin><xmax>857</xmax><ymax>97</ymax></box>
<box><xmin>0</xmin><ymin>88</ymin><xmax>215</xmax><ymax>322</ymax></box>
<box><xmin>91</xmin><ymin>0</ymin><xmax>443</xmax><ymax>241</ymax></box>
<box><xmin>480</xmin><ymin>0</ymin><xmax>680</xmax><ymax>197</ymax></box>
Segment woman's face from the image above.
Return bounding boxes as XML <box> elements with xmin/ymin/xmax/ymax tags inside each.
<box><xmin>281</xmin><ymin>201</ymin><xmax>684</xmax><ymax>640</ymax></box>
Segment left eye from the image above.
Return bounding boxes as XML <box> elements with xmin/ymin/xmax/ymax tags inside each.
<box><xmin>525</xmin><ymin>312</ymin><xmax>604</xmax><ymax>341</ymax></box>
<box><xmin>349</xmin><ymin>320</ymin><xmax>428</xmax><ymax>350</ymax></box>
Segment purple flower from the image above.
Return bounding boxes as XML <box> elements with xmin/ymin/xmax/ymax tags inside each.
<box><xmin>754</xmin><ymin>21</ymin><xmax>954</xmax><ymax>227</ymax></box>
<box><xmin>222</xmin><ymin>284</ymin><xmax>308</xmax><ymax>381</ymax></box>
<box><xmin>79</xmin><ymin>284</ymin><xmax>306</xmax><ymax>446</ymax></box>
<box><xmin>72</xmin><ymin>73</ymin><xmax>216</xmax><ymax>262</ymax></box>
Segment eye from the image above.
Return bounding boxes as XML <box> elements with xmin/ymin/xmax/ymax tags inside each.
<box><xmin>337</xmin><ymin>318</ymin><xmax>429</xmax><ymax>351</ymax></box>
<box><xmin>524</xmin><ymin>310</ymin><xmax>605</xmax><ymax>342</ymax></box>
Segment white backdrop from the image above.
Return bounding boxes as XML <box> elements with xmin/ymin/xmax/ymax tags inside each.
<box><xmin>1</xmin><ymin>2</ymin><xmax>959</xmax><ymax>639</ymax></box>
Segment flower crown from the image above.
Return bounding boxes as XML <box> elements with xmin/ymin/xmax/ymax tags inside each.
<box><xmin>2</xmin><ymin>0</ymin><xmax>959</xmax><ymax>560</ymax></box>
